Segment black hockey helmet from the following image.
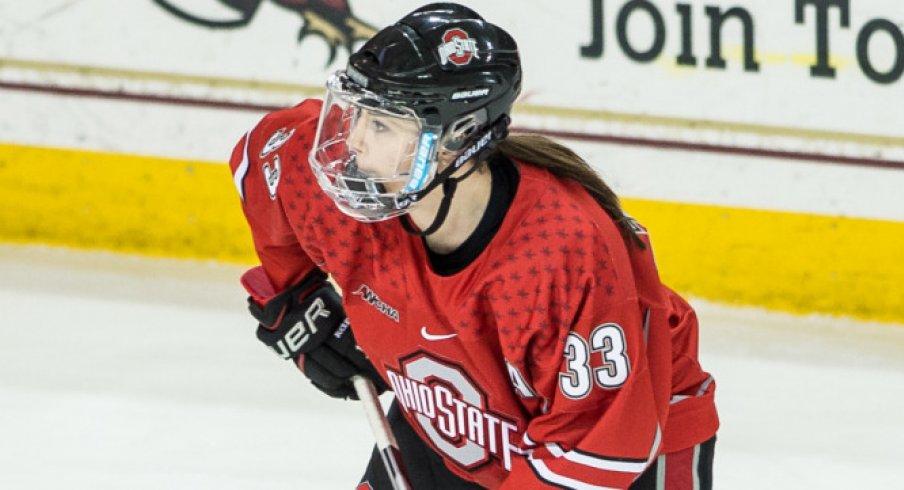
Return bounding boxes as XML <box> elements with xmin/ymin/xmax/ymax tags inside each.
<box><xmin>309</xmin><ymin>3</ymin><xmax>521</xmax><ymax>232</ymax></box>
<box><xmin>348</xmin><ymin>3</ymin><xmax>521</xmax><ymax>146</ymax></box>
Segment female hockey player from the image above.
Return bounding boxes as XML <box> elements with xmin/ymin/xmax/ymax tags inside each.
<box><xmin>230</xmin><ymin>3</ymin><xmax>718</xmax><ymax>488</ymax></box>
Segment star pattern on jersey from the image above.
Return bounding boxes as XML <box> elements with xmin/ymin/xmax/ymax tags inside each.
<box><xmin>471</xmin><ymin>185</ymin><xmax>623</xmax><ymax>368</ymax></box>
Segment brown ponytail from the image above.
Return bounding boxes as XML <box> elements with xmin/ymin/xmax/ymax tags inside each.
<box><xmin>494</xmin><ymin>134</ymin><xmax>645</xmax><ymax>249</ymax></box>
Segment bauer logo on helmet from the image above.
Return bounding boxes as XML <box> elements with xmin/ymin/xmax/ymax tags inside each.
<box><xmin>438</xmin><ymin>28</ymin><xmax>478</xmax><ymax>66</ymax></box>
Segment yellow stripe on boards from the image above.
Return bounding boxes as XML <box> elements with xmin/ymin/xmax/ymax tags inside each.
<box><xmin>623</xmin><ymin>199</ymin><xmax>904</xmax><ymax>324</ymax></box>
<box><xmin>1</xmin><ymin>142</ymin><xmax>901</xmax><ymax>323</ymax></box>
<box><xmin>0</xmin><ymin>142</ymin><xmax>256</xmax><ymax>263</ymax></box>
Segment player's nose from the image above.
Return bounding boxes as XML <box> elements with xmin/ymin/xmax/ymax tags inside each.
<box><xmin>347</xmin><ymin>115</ymin><xmax>366</xmax><ymax>154</ymax></box>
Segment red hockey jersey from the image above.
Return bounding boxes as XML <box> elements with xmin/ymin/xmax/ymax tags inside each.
<box><xmin>230</xmin><ymin>100</ymin><xmax>719</xmax><ymax>489</ymax></box>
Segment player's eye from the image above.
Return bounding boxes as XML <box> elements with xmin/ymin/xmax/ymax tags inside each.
<box><xmin>371</xmin><ymin>119</ymin><xmax>389</xmax><ymax>133</ymax></box>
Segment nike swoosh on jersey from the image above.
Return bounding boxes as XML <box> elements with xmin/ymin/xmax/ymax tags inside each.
<box><xmin>420</xmin><ymin>326</ymin><xmax>457</xmax><ymax>341</ymax></box>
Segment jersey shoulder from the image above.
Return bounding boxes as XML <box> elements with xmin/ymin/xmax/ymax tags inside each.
<box><xmin>501</xmin><ymin>162</ymin><xmax>629</xmax><ymax>278</ymax></box>
<box><xmin>230</xmin><ymin>99</ymin><xmax>323</xmax><ymax>203</ymax></box>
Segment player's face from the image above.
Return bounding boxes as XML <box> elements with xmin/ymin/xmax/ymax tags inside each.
<box><xmin>347</xmin><ymin>109</ymin><xmax>421</xmax><ymax>189</ymax></box>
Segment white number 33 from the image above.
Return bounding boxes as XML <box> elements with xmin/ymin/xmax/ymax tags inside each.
<box><xmin>559</xmin><ymin>323</ymin><xmax>630</xmax><ymax>399</ymax></box>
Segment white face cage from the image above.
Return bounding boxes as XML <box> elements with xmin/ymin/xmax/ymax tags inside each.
<box><xmin>308</xmin><ymin>72</ymin><xmax>442</xmax><ymax>222</ymax></box>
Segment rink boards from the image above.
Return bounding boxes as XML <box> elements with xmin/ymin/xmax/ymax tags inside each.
<box><xmin>1</xmin><ymin>140</ymin><xmax>901</xmax><ymax>323</ymax></box>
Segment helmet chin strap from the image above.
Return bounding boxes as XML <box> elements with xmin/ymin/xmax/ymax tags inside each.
<box><xmin>399</xmin><ymin>116</ymin><xmax>509</xmax><ymax>237</ymax></box>
<box><xmin>400</xmin><ymin>161</ymin><xmax>483</xmax><ymax>236</ymax></box>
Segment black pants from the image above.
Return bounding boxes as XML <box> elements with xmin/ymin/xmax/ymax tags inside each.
<box><xmin>359</xmin><ymin>401</ymin><xmax>715</xmax><ymax>490</ymax></box>
<box><xmin>630</xmin><ymin>436</ymin><xmax>716</xmax><ymax>490</ymax></box>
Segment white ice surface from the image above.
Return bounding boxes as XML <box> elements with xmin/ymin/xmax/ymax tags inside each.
<box><xmin>1</xmin><ymin>245</ymin><xmax>902</xmax><ymax>490</ymax></box>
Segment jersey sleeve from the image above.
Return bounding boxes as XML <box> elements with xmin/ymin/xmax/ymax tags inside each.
<box><xmin>498</xmin><ymin>217</ymin><xmax>670</xmax><ymax>489</ymax></box>
<box><xmin>228</xmin><ymin>103</ymin><xmax>320</xmax><ymax>293</ymax></box>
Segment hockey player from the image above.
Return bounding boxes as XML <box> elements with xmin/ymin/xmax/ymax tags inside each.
<box><xmin>230</xmin><ymin>3</ymin><xmax>718</xmax><ymax>488</ymax></box>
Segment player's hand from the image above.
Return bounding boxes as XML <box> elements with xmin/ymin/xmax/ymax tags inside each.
<box><xmin>242</xmin><ymin>266</ymin><xmax>388</xmax><ymax>399</ymax></box>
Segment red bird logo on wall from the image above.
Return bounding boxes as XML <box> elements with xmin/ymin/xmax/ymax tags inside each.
<box><xmin>153</xmin><ymin>0</ymin><xmax>377</xmax><ymax>65</ymax></box>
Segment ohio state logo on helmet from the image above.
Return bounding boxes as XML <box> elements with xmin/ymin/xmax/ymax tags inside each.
<box><xmin>438</xmin><ymin>28</ymin><xmax>478</xmax><ymax>66</ymax></box>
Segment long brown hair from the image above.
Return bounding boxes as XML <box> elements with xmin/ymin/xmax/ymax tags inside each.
<box><xmin>494</xmin><ymin>134</ymin><xmax>645</xmax><ymax>249</ymax></box>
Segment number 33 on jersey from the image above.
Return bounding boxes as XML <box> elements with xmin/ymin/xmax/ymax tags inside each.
<box><xmin>560</xmin><ymin>323</ymin><xmax>630</xmax><ymax>398</ymax></box>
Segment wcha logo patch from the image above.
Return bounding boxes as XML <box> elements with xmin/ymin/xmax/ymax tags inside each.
<box><xmin>260</xmin><ymin>127</ymin><xmax>294</xmax><ymax>158</ymax></box>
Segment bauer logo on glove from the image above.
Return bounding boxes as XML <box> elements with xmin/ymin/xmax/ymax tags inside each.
<box><xmin>269</xmin><ymin>297</ymin><xmax>333</xmax><ymax>358</ymax></box>
<box><xmin>241</xmin><ymin>265</ymin><xmax>389</xmax><ymax>400</ymax></box>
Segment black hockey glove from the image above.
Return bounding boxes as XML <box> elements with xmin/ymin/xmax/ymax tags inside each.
<box><xmin>242</xmin><ymin>266</ymin><xmax>388</xmax><ymax>400</ymax></box>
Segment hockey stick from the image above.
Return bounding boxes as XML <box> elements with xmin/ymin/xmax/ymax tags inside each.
<box><xmin>352</xmin><ymin>375</ymin><xmax>412</xmax><ymax>490</ymax></box>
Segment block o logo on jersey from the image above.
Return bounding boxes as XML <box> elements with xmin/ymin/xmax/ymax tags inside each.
<box><xmin>386</xmin><ymin>353</ymin><xmax>521</xmax><ymax>471</ymax></box>
<box><xmin>438</xmin><ymin>28</ymin><xmax>478</xmax><ymax>66</ymax></box>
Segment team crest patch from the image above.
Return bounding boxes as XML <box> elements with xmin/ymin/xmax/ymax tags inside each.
<box><xmin>260</xmin><ymin>128</ymin><xmax>294</xmax><ymax>158</ymax></box>
<box><xmin>262</xmin><ymin>155</ymin><xmax>281</xmax><ymax>200</ymax></box>
<box><xmin>438</xmin><ymin>28</ymin><xmax>478</xmax><ymax>66</ymax></box>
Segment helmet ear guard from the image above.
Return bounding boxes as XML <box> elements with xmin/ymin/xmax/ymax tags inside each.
<box><xmin>441</xmin><ymin>110</ymin><xmax>487</xmax><ymax>152</ymax></box>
